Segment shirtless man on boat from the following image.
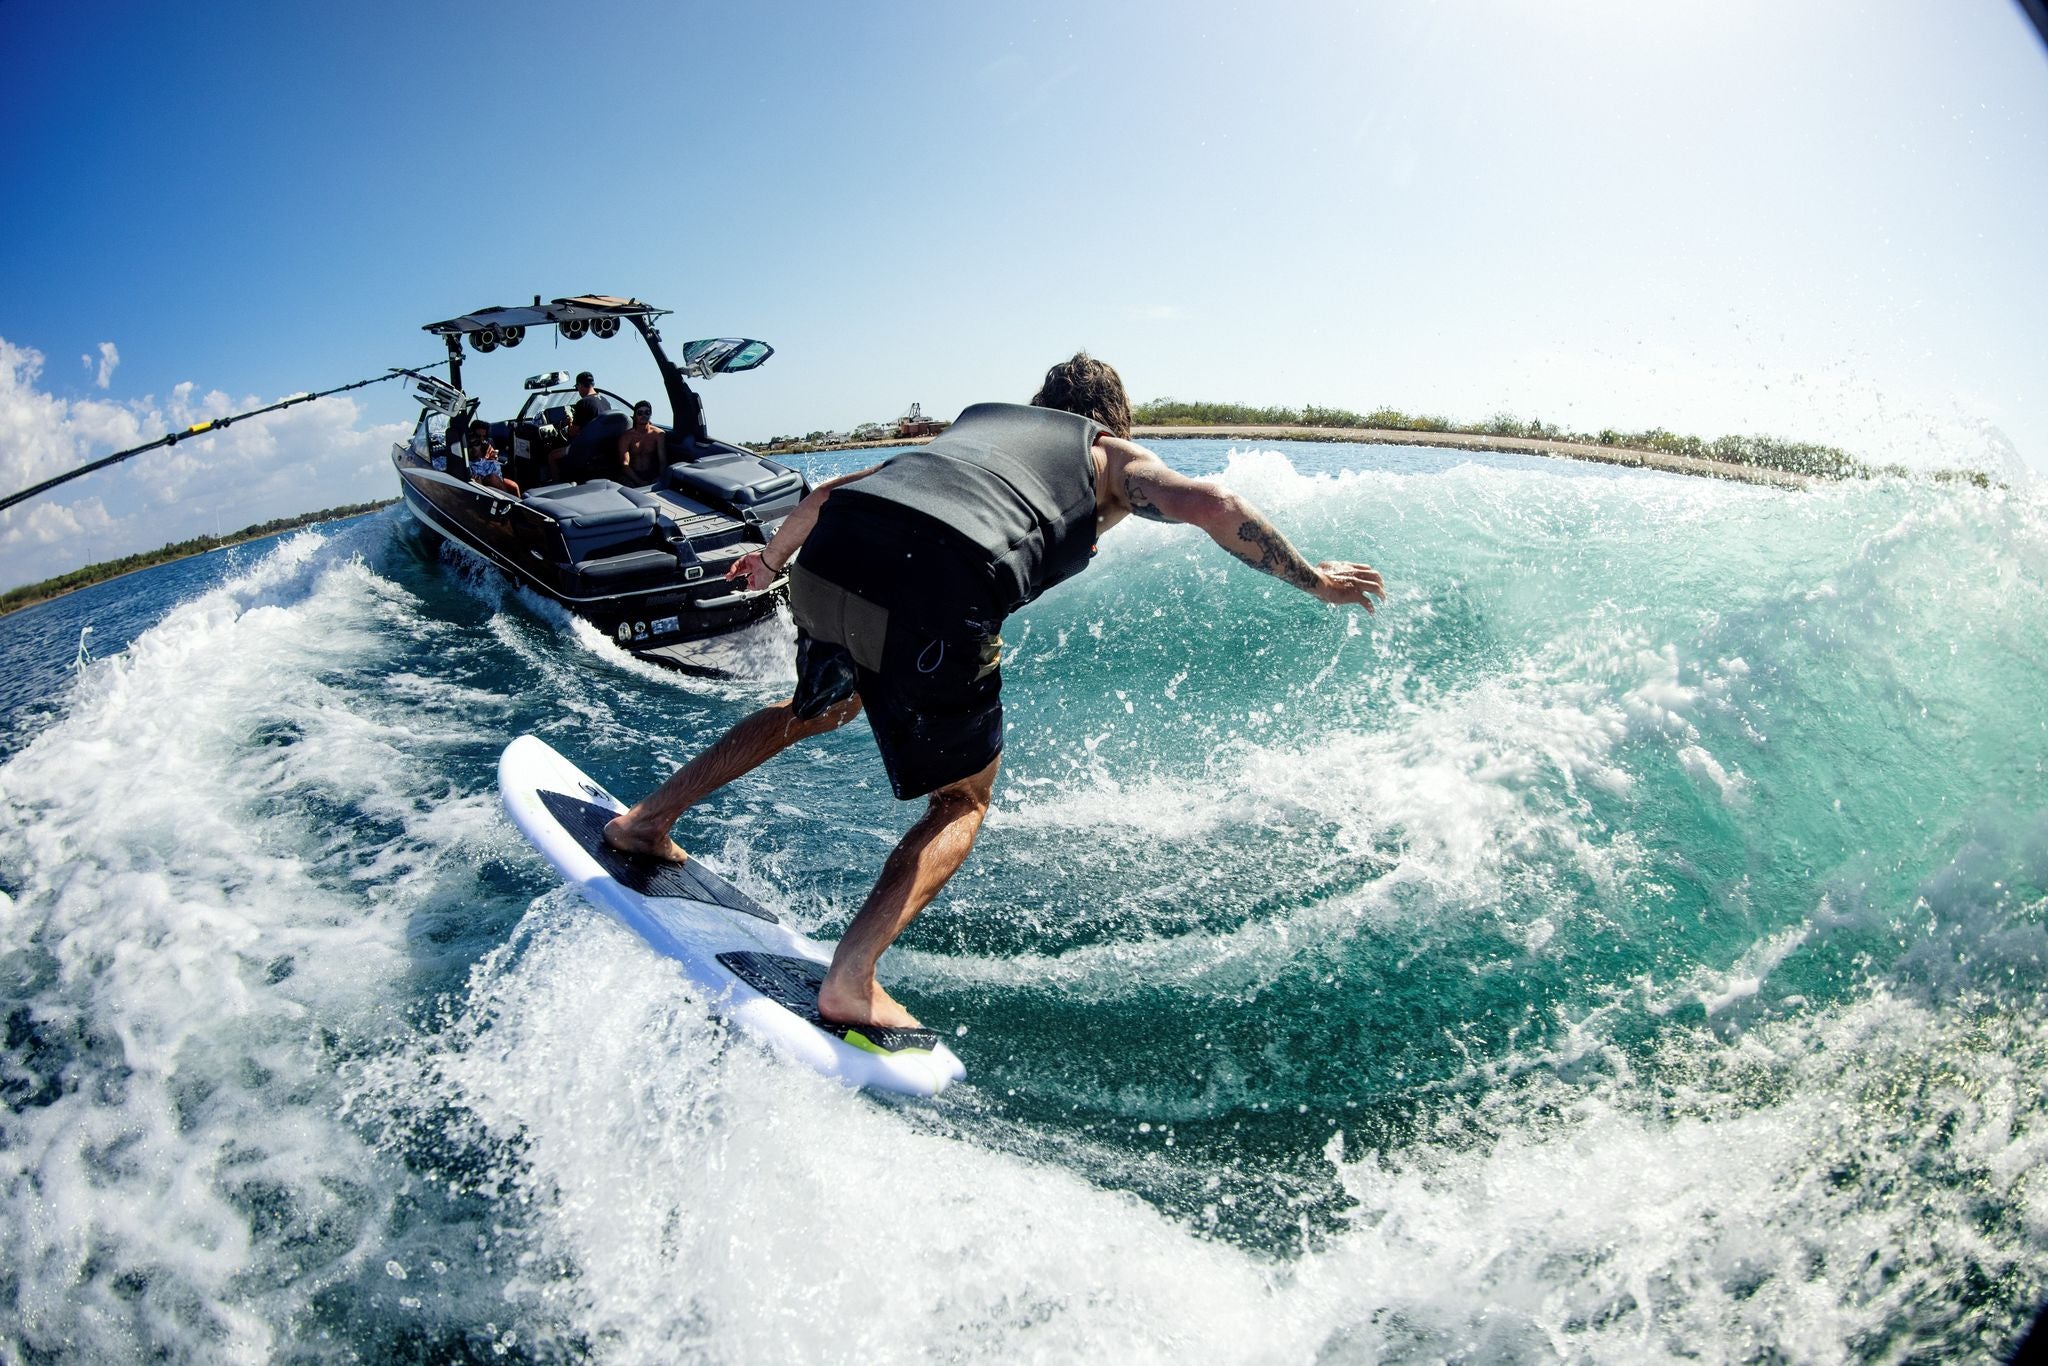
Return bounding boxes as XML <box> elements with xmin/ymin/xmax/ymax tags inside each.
<box><xmin>619</xmin><ymin>400</ymin><xmax>667</xmax><ymax>483</ymax></box>
<box><xmin>604</xmin><ymin>354</ymin><xmax>1384</xmax><ymax>1028</ymax></box>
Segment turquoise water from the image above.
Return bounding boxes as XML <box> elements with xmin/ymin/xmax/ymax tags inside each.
<box><xmin>1</xmin><ymin>441</ymin><xmax>2043</xmax><ymax>1362</ymax></box>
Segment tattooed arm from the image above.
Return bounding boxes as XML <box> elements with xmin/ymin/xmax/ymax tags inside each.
<box><xmin>1097</xmin><ymin>437</ymin><xmax>1386</xmax><ymax>610</ymax></box>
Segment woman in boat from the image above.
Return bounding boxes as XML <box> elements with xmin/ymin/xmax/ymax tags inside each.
<box><xmin>464</xmin><ymin>421</ymin><xmax>521</xmax><ymax>497</ymax></box>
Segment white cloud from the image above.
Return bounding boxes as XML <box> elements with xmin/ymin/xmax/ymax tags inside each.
<box><xmin>94</xmin><ymin>341</ymin><xmax>119</xmax><ymax>390</ymax></box>
<box><xmin>0</xmin><ymin>336</ymin><xmax>408</xmax><ymax>592</ymax></box>
<box><xmin>8</xmin><ymin>496</ymin><xmax>113</xmax><ymax>545</ymax></box>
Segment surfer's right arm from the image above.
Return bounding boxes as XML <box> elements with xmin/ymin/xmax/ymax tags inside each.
<box><xmin>728</xmin><ymin>465</ymin><xmax>883</xmax><ymax>590</ymax></box>
<box><xmin>1100</xmin><ymin>438</ymin><xmax>1386</xmax><ymax>610</ymax></box>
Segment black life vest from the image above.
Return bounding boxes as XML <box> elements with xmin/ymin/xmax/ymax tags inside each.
<box><xmin>833</xmin><ymin>403</ymin><xmax>1102</xmax><ymax>615</ymax></box>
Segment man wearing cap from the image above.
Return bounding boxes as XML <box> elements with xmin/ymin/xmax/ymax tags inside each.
<box><xmin>571</xmin><ymin>371</ymin><xmax>610</xmax><ymax>417</ymax></box>
<box><xmin>565</xmin><ymin>371</ymin><xmax>615</xmax><ymax>439</ymax></box>
<box><xmin>548</xmin><ymin>372</ymin><xmax>619</xmax><ymax>480</ymax></box>
<box><xmin>602</xmin><ymin>353</ymin><xmax>1386</xmax><ymax>1031</ymax></box>
<box><xmin>619</xmin><ymin>400</ymin><xmax>667</xmax><ymax>484</ymax></box>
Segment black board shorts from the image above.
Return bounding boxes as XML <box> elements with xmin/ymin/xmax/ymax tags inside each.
<box><xmin>788</xmin><ymin>499</ymin><xmax>1005</xmax><ymax>801</ymax></box>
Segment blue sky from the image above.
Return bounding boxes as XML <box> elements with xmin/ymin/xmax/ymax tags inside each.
<box><xmin>2</xmin><ymin>0</ymin><xmax>2044</xmax><ymax>589</ymax></box>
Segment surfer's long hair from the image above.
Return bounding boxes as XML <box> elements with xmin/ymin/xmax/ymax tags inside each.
<box><xmin>1031</xmin><ymin>352</ymin><xmax>1132</xmax><ymax>439</ymax></box>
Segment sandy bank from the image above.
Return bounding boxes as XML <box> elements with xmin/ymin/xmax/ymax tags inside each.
<box><xmin>1131</xmin><ymin>425</ymin><xmax>1811</xmax><ymax>489</ymax></box>
<box><xmin>766</xmin><ymin>427</ymin><xmax>1808</xmax><ymax>488</ymax></box>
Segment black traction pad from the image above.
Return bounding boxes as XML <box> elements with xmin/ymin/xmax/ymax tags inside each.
<box><xmin>716</xmin><ymin>950</ymin><xmax>941</xmax><ymax>1055</ymax></box>
<box><xmin>539</xmin><ymin>790</ymin><xmax>778</xmax><ymax>924</ymax></box>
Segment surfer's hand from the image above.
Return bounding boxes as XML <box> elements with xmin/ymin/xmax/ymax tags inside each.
<box><xmin>727</xmin><ymin>551</ymin><xmax>777</xmax><ymax>591</ymax></box>
<box><xmin>1311</xmin><ymin>561</ymin><xmax>1386</xmax><ymax>611</ymax></box>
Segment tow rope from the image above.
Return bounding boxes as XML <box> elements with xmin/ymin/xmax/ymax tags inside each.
<box><xmin>0</xmin><ymin>364</ymin><xmax>441</xmax><ymax>516</ymax></box>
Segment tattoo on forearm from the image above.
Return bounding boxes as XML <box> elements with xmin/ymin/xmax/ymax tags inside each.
<box><xmin>1124</xmin><ymin>471</ymin><xmax>1173</xmax><ymax>522</ymax></box>
<box><xmin>1233</xmin><ymin>516</ymin><xmax>1321</xmax><ymax>591</ymax></box>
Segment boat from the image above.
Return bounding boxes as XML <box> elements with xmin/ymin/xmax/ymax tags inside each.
<box><xmin>391</xmin><ymin>295</ymin><xmax>807</xmax><ymax>669</ymax></box>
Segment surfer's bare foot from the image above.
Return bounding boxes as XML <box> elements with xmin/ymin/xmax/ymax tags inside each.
<box><xmin>817</xmin><ymin>972</ymin><xmax>921</xmax><ymax>1030</ymax></box>
<box><xmin>602</xmin><ymin>812</ymin><xmax>689</xmax><ymax>864</ymax></box>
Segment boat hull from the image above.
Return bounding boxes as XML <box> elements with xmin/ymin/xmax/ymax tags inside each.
<box><xmin>395</xmin><ymin>456</ymin><xmax>783</xmax><ymax>659</ymax></box>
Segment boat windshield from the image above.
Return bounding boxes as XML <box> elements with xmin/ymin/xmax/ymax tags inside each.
<box><xmin>515</xmin><ymin>387</ymin><xmax>633</xmax><ymax>423</ymax></box>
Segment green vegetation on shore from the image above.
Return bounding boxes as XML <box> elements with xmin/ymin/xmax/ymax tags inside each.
<box><xmin>0</xmin><ymin>499</ymin><xmax>395</xmax><ymax>617</ymax></box>
<box><xmin>751</xmin><ymin>398</ymin><xmax>1991</xmax><ymax>486</ymax></box>
<box><xmin>1132</xmin><ymin>399</ymin><xmax>1990</xmax><ymax>485</ymax></box>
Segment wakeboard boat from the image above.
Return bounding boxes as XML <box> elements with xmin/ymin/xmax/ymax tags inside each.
<box><xmin>392</xmin><ymin>295</ymin><xmax>806</xmax><ymax>668</ymax></box>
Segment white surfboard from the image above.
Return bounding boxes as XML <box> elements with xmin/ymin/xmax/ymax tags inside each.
<box><xmin>497</xmin><ymin>734</ymin><xmax>967</xmax><ymax>1097</ymax></box>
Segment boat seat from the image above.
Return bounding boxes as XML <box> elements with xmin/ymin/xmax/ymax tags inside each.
<box><xmin>565</xmin><ymin>410</ymin><xmax>631</xmax><ymax>473</ymax></box>
<box><xmin>662</xmin><ymin>451</ymin><xmax>803</xmax><ymax>507</ymax></box>
<box><xmin>617</xmin><ymin>486</ymin><xmax>714</xmax><ymax>516</ymax></box>
<box><xmin>572</xmin><ymin>548</ymin><xmax>680</xmax><ymax>590</ymax></box>
<box><xmin>526</xmin><ymin>480</ymin><xmax>650</xmax><ymax>526</ymax></box>
<box><xmin>525</xmin><ymin>480</ymin><xmax>661</xmax><ymax>560</ymax></box>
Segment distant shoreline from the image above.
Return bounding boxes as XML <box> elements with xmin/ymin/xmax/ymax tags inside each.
<box><xmin>1130</xmin><ymin>424</ymin><xmax>1811</xmax><ymax>488</ymax></box>
<box><xmin>756</xmin><ymin>425</ymin><xmax>1811</xmax><ymax>488</ymax></box>
<box><xmin>0</xmin><ymin>500</ymin><xmax>396</xmax><ymax>619</ymax></box>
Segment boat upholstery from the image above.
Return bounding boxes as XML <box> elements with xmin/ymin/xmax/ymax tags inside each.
<box><xmin>663</xmin><ymin>449</ymin><xmax>802</xmax><ymax>506</ymax></box>
<box><xmin>525</xmin><ymin>480</ymin><xmax>661</xmax><ymax>561</ymax></box>
<box><xmin>571</xmin><ymin>548</ymin><xmax>681</xmax><ymax>591</ymax></box>
<box><xmin>566</xmin><ymin>410</ymin><xmax>632</xmax><ymax>468</ymax></box>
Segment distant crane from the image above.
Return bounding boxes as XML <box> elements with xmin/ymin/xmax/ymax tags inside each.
<box><xmin>895</xmin><ymin>402</ymin><xmax>945</xmax><ymax>439</ymax></box>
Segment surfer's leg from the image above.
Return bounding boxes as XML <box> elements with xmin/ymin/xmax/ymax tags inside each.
<box><xmin>818</xmin><ymin>754</ymin><xmax>999</xmax><ymax>1029</ymax></box>
<box><xmin>604</xmin><ymin>694</ymin><xmax>862</xmax><ymax>861</ymax></box>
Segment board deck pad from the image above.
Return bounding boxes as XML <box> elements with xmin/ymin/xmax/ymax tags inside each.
<box><xmin>716</xmin><ymin>951</ymin><xmax>941</xmax><ymax>1055</ymax></box>
<box><xmin>503</xmin><ymin>737</ymin><xmax>964</xmax><ymax>1094</ymax></box>
<box><xmin>538</xmin><ymin>789</ymin><xmax>778</xmax><ymax>923</ymax></box>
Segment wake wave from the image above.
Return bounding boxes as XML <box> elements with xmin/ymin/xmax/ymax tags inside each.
<box><xmin>1</xmin><ymin>450</ymin><xmax>2043</xmax><ymax>1360</ymax></box>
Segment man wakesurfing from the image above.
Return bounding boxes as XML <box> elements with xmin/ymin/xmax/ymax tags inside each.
<box><xmin>603</xmin><ymin>354</ymin><xmax>1386</xmax><ymax>1029</ymax></box>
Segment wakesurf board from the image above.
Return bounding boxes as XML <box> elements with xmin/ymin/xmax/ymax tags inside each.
<box><xmin>497</xmin><ymin>734</ymin><xmax>966</xmax><ymax>1097</ymax></box>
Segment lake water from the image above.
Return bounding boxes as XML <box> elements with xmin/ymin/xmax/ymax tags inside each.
<box><xmin>2</xmin><ymin>441</ymin><xmax>2043</xmax><ymax>1362</ymax></box>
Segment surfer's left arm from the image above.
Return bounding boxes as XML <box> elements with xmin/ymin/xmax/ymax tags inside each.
<box><xmin>1103</xmin><ymin>438</ymin><xmax>1385</xmax><ymax>610</ymax></box>
<box><xmin>729</xmin><ymin>465</ymin><xmax>883</xmax><ymax>590</ymax></box>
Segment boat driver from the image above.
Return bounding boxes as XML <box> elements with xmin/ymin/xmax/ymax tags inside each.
<box><xmin>572</xmin><ymin>370</ymin><xmax>611</xmax><ymax>418</ymax></box>
<box><xmin>548</xmin><ymin>371</ymin><xmax>619</xmax><ymax>481</ymax></box>
<box><xmin>602</xmin><ymin>353</ymin><xmax>1386</xmax><ymax>1030</ymax></box>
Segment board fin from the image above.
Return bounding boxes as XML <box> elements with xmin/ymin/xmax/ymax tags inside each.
<box><xmin>538</xmin><ymin>790</ymin><xmax>778</xmax><ymax>923</ymax></box>
<box><xmin>716</xmin><ymin>951</ymin><xmax>941</xmax><ymax>1055</ymax></box>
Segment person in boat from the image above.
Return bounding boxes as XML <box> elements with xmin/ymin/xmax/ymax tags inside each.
<box><xmin>619</xmin><ymin>400</ymin><xmax>667</xmax><ymax>484</ymax></box>
<box><xmin>550</xmin><ymin>372</ymin><xmax>622</xmax><ymax>481</ymax></box>
<box><xmin>464</xmin><ymin>420</ymin><xmax>521</xmax><ymax>497</ymax></box>
<box><xmin>573</xmin><ymin>370</ymin><xmax>611</xmax><ymax>418</ymax></box>
<box><xmin>602</xmin><ymin>353</ymin><xmax>1385</xmax><ymax>1030</ymax></box>
<box><xmin>567</xmin><ymin>371</ymin><xmax>613</xmax><ymax>439</ymax></box>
